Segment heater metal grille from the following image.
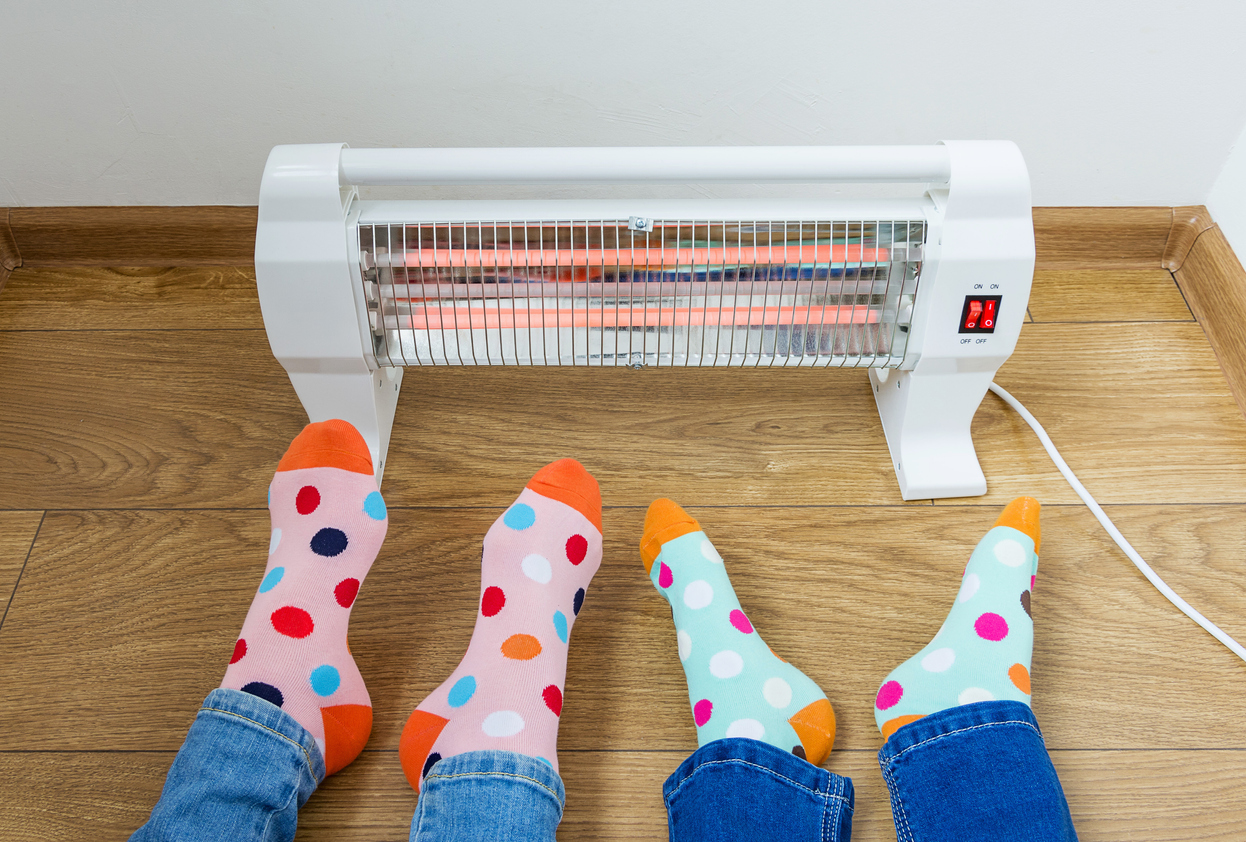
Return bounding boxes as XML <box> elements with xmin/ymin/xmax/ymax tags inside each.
<box><xmin>357</xmin><ymin>219</ymin><xmax>925</xmax><ymax>367</ymax></box>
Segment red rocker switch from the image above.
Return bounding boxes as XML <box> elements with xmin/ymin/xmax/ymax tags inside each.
<box><xmin>959</xmin><ymin>295</ymin><xmax>1002</xmax><ymax>334</ymax></box>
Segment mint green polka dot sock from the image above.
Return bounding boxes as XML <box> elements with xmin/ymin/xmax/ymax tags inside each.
<box><xmin>640</xmin><ymin>499</ymin><xmax>837</xmax><ymax>765</ymax></box>
<box><xmin>874</xmin><ymin>497</ymin><xmax>1041</xmax><ymax>740</ymax></box>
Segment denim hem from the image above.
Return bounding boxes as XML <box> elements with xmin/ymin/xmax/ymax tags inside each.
<box><xmin>410</xmin><ymin>750</ymin><xmax>566</xmax><ymax>842</ymax></box>
<box><xmin>424</xmin><ymin>750</ymin><xmax>566</xmax><ymax>808</ymax></box>
<box><xmin>878</xmin><ymin>699</ymin><xmax>1042</xmax><ymax>763</ymax></box>
<box><xmin>663</xmin><ymin>738</ymin><xmax>855</xmax><ymax>842</ymax></box>
<box><xmin>877</xmin><ymin>700</ymin><xmax>1077</xmax><ymax>842</ymax></box>
<box><xmin>200</xmin><ymin>687</ymin><xmax>326</xmax><ymax>783</ymax></box>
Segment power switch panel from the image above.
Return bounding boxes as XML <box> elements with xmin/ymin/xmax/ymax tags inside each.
<box><xmin>959</xmin><ymin>295</ymin><xmax>1002</xmax><ymax>334</ymax></box>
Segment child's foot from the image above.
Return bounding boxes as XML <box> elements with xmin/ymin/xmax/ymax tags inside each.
<box><xmin>640</xmin><ymin>499</ymin><xmax>836</xmax><ymax>765</ymax></box>
<box><xmin>221</xmin><ymin>420</ymin><xmax>388</xmax><ymax>775</ymax></box>
<box><xmin>875</xmin><ymin>497</ymin><xmax>1040</xmax><ymax>739</ymax></box>
<box><xmin>399</xmin><ymin>459</ymin><xmax>603</xmax><ymax>791</ymax></box>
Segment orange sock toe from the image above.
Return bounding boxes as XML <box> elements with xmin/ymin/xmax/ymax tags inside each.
<box><xmin>526</xmin><ymin>458</ymin><xmax>602</xmax><ymax>532</ymax></box>
<box><xmin>277</xmin><ymin>419</ymin><xmax>374</xmax><ymax>475</ymax></box>
<box><xmin>994</xmin><ymin>496</ymin><xmax>1041</xmax><ymax>552</ymax></box>
<box><xmin>640</xmin><ymin>498</ymin><xmax>702</xmax><ymax>574</ymax></box>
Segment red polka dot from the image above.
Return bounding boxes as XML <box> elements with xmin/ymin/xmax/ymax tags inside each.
<box><xmin>975</xmin><ymin>612</ymin><xmax>1010</xmax><ymax>641</ymax></box>
<box><xmin>543</xmin><ymin>684</ymin><xmax>563</xmax><ymax>716</ymax></box>
<box><xmin>876</xmin><ymin>680</ymin><xmax>903</xmax><ymax>710</ymax></box>
<box><xmin>658</xmin><ymin>562</ymin><xmax>673</xmax><ymax>589</ymax></box>
<box><xmin>481</xmin><ymin>586</ymin><xmax>506</xmax><ymax>617</ymax></box>
<box><xmin>694</xmin><ymin>699</ymin><xmax>713</xmax><ymax>726</ymax></box>
<box><xmin>271</xmin><ymin>606</ymin><xmax>314</xmax><ymax>639</ymax></box>
<box><xmin>296</xmin><ymin>485</ymin><xmax>320</xmax><ymax>515</ymax></box>
<box><xmin>335</xmin><ymin>578</ymin><xmax>360</xmax><ymax>608</ymax></box>
<box><xmin>230</xmin><ymin>639</ymin><xmax>246</xmax><ymax>664</ymax></box>
<box><xmin>729</xmin><ymin>609</ymin><xmax>754</xmax><ymax>634</ymax></box>
<box><xmin>1031</xmin><ymin>575</ymin><xmax>1037</xmax><ymax>592</ymax></box>
<box><xmin>566</xmin><ymin>534</ymin><xmax>588</xmax><ymax>565</ymax></box>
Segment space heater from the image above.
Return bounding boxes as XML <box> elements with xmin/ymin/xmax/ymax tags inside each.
<box><xmin>254</xmin><ymin>142</ymin><xmax>1033</xmax><ymax>499</ymax></box>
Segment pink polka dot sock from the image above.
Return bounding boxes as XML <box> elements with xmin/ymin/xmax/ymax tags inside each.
<box><xmin>639</xmin><ymin>499</ymin><xmax>837</xmax><ymax>766</ymax></box>
<box><xmin>399</xmin><ymin>459</ymin><xmax>603</xmax><ymax>792</ymax></box>
<box><xmin>874</xmin><ymin>497</ymin><xmax>1041</xmax><ymax>740</ymax></box>
<box><xmin>220</xmin><ymin>419</ymin><xmax>388</xmax><ymax>776</ymax></box>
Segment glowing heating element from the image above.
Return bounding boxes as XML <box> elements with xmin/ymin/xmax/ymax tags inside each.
<box><xmin>358</xmin><ymin>220</ymin><xmax>924</xmax><ymax>368</ymax></box>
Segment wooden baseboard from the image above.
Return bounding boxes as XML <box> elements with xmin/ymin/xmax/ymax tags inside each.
<box><xmin>1173</xmin><ymin>224</ymin><xmax>1246</xmax><ymax>420</ymax></box>
<box><xmin>5</xmin><ymin>206</ymin><xmax>257</xmax><ymax>268</ymax></box>
<box><xmin>0</xmin><ymin>205</ymin><xmax>1176</xmax><ymax>271</ymax></box>
<box><xmin>1163</xmin><ymin>205</ymin><xmax>1216</xmax><ymax>271</ymax></box>
<box><xmin>0</xmin><ymin>209</ymin><xmax>20</xmax><ymax>293</ymax></box>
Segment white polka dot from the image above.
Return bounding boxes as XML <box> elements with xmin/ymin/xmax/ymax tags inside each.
<box><xmin>482</xmin><ymin>710</ymin><xmax>525</xmax><ymax>737</ymax></box>
<box><xmin>269</xmin><ymin>528</ymin><xmax>282</xmax><ymax>555</ymax></box>
<box><xmin>314</xmin><ymin>736</ymin><xmax>326</xmax><ymax>760</ymax></box>
<box><xmin>763</xmin><ymin>677</ymin><xmax>792</xmax><ymax>708</ymax></box>
<box><xmin>677</xmin><ymin>630</ymin><xmax>692</xmax><ymax>662</ymax></box>
<box><xmin>958</xmin><ymin>687</ymin><xmax>996</xmax><ymax>706</ymax></box>
<box><xmin>683</xmin><ymin>580</ymin><xmax>714</xmax><ymax>609</ymax></box>
<box><xmin>521</xmin><ymin>554</ymin><xmax>552</xmax><ymax>584</ymax></box>
<box><xmin>709</xmin><ymin>650</ymin><xmax>744</xmax><ymax>678</ymax></box>
<box><xmin>994</xmin><ymin>539</ymin><xmax>1027</xmax><ymax>568</ymax></box>
<box><xmin>700</xmin><ymin>539</ymin><xmax>723</xmax><ymax>564</ymax></box>
<box><xmin>921</xmin><ymin>647</ymin><xmax>956</xmax><ymax>673</ymax></box>
<box><xmin>957</xmin><ymin>573</ymin><xmax>980</xmax><ymax>603</ymax></box>
<box><xmin>725</xmin><ymin>718</ymin><xmax>765</xmax><ymax>739</ymax></box>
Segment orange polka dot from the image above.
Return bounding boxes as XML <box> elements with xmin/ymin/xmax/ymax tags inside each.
<box><xmin>1009</xmin><ymin>663</ymin><xmax>1031</xmax><ymax>695</ymax></box>
<box><xmin>881</xmin><ymin>714</ymin><xmax>925</xmax><ymax>740</ymax></box>
<box><xmin>501</xmin><ymin>634</ymin><xmax>543</xmax><ymax>660</ymax></box>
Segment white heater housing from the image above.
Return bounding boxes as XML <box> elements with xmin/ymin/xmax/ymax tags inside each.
<box><xmin>254</xmin><ymin>143</ymin><xmax>1034</xmax><ymax>499</ymax></box>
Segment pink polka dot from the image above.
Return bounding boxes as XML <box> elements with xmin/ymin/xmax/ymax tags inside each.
<box><xmin>693</xmin><ymin>699</ymin><xmax>713</xmax><ymax>726</ymax></box>
<box><xmin>876</xmin><ymin>680</ymin><xmax>903</xmax><ymax>710</ymax></box>
<box><xmin>975</xmin><ymin>612</ymin><xmax>1010</xmax><ymax>641</ymax></box>
<box><xmin>658</xmin><ymin>562</ymin><xmax>673</xmax><ymax>589</ymax></box>
<box><xmin>729</xmin><ymin>609</ymin><xmax>754</xmax><ymax>634</ymax></box>
<box><xmin>296</xmin><ymin>486</ymin><xmax>320</xmax><ymax>515</ymax></box>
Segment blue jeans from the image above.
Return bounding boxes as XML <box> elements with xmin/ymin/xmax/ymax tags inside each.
<box><xmin>133</xmin><ymin>691</ymin><xmax>1074</xmax><ymax>842</ymax></box>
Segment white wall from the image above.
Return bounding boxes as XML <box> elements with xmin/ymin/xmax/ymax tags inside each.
<box><xmin>1207</xmin><ymin>121</ymin><xmax>1246</xmax><ymax>259</ymax></box>
<box><xmin>3</xmin><ymin>0</ymin><xmax>1246</xmax><ymax>207</ymax></box>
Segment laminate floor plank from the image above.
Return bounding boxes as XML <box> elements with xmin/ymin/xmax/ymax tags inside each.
<box><xmin>2</xmin><ymin>323</ymin><xmax>1245</xmax><ymax>511</ymax></box>
<box><xmin>1028</xmin><ymin>269</ymin><xmax>1193</xmax><ymax>323</ymax></box>
<box><xmin>0</xmin><ymin>266</ymin><xmax>262</xmax><ymax>330</ymax></box>
<box><xmin>1</xmin><ymin>506</ymin><xmax>1242</xmax><ymax>756</ymax></box>
<box><xmin>1</xmin><ymin>748</ymin><xmax>1242</xmax><ymax>842</ymax></box>
<box><xmin>0</xmin><ymin>511</ymin><xmax>43</xmax><ymax>619</ymax></box>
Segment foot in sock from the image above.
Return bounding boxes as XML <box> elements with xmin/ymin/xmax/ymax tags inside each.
<box><xmin>399</xmin><ymin>459</ymin><xmax>603</xmax><ymax>791</ymax></box>
<box><xmin>874</xmin><ymin>497</ymin><xmax>1040</xmax><ymax>740</ymax></box>
<box><xmin>640</xmin><ymin>499</ymin><xmax>836</xmax><ymax>765</ymax></box>
<box><xmin>220</xmin><ymin>419</ymin><xmax>388</xmax><ymax>775</ymax></box>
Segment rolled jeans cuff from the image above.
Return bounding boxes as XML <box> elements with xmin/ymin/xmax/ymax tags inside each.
<box><xmin>410</xmin><ymin>750</ymin><xmax>565</xmax><ymax>842</ymax></box>
<box><xmin>878</xmin><ymin>700</ymin><xmax>1077</xmax><ymax>842</ymax></box>
<box><xmin>130</xmin><ymin>688</ymin><xmax>324</xmax><ymax>842</ymax></box>
<box><xmin>663</xmin><ymin>737</ymin><xmax>855</xmax><ymax>842</ymax></box>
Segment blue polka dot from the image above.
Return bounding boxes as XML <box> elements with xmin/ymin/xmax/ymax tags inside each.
<box><xmin>309</xmin><ymin>665</ymin><xmax>341</xmax><ymax>697</ymax></box>
<box><xmin>537</xmin><ymin>757</ymin><xmax>552</xmax><ymax>766</ymax></box>
<box><xmin>503</xmin><ymin>503</ymin><xmax>536</xmax><ymax>531</ymax></box>
<box><xmin>259</xmin><ymin>567</ymin><xmax>284</xmax><ymax>593</ymax></box>
<box><xmin>447</xmin><ymin>675</ymin><xmax>477</xmax><ymax>708</ymax></box>
<box><xmin>553</xmin><ymin>610</ymin><xmax>568</xmax><ymax>643</ymax></box>
<box><xmin>267</xmin><ymin>485</ymin><xmax>271</xmax><ymax>506</ymax></box>
<box><xmin>363</xmin><ymin>491</ymin><xmax>387</xmax><ymax>521</ymax></box>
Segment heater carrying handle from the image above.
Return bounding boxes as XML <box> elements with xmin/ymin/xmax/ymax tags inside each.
<box><xmin>337</xmin><ymin>146</ymin><xmax>954</xmax><ymax>186</ymax></box>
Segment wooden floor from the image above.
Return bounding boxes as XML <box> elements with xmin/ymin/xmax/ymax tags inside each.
<box><xmin>1</xmin><ymin>256</ymin><xmax>1245</xmax><ymax>840</ymax></box>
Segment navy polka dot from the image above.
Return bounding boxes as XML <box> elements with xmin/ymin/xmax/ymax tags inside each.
<box><xmin>573</xmin><ymin>588</ymin><xmax>585</xmax><ymax>616</ymax></box>
<box><xmin>241</xmin><ymin>681</ymin><xmax>284</xmax><ymax>708</ymax></box>
<box><xmin>311</xmin><ymin>528</ymin><xmax>348</xmax><ymax>557</ymax></box>
<box><xmin>422</xmin><ymin>752</ymin><xmax>442</xmax><ymax>778</ymax></box>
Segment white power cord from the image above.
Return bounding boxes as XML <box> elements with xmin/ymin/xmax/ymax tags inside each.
<box><xmin>988</xmin><ymin>382</ymin><xmax>1246</xmax><ymax>665</ymax></box>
